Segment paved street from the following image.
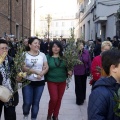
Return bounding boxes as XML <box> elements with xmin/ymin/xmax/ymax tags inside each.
<box><xmin>1</xmin><ymin>76</ymin><xmax>91</xmax><ymax>120</ymax></box>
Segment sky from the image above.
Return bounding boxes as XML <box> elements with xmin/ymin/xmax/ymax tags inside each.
<box><xmin>36</xmin><ymin>0</ymin><xmax>78</xmax><ymax>14</ymax></box>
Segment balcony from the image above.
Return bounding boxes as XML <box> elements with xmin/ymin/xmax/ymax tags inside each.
<box><xmin>80</xmin><ymin>0</ymin><xmax>95</xmax><ymax>21</ymax></box>
<box><xmin>84</xmin><ymin>0</ymin><xmax>95</xmax><ymax>13</ymax></box>
<box><xmin>94</xmin><ymin>16</ymin><xmax>107</xmax><ymax>23</ymax></box>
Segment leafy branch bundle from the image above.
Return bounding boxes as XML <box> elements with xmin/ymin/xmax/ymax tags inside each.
<box><xmin>114</xmin><ymin>88</ymin><xmax>120</xmax><ymax>117</ymax></box>
<box><xmin>10</xmin><ymin>42</ymin><xmax>30</xmax><ymax>93</ymax></box>
<box><xmin>63</xmin><ymin>28</ymin><xmax>82</xmax><ymax>71</ymax></box>
<box><xmin>62</xmin><ymin>28</ymin><xmax>82</xmax><ymax>88</ymax></box>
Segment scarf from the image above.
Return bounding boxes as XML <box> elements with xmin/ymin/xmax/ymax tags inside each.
<box><xmin>0</xmin><ymin>57</ymin><xmax>13</xmax><ymax>93</ymax></box>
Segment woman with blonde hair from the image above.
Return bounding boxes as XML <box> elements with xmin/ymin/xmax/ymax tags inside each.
<box><xmin>90</xmin><ymin>41</ymin><xmax>112</xmax><ymax>87</ymax></box>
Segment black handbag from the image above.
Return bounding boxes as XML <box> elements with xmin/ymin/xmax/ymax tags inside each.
<box><xmin>85</xmin><ymin>68</ymin><xmax>90</xmax><ymax>76</ymax></box>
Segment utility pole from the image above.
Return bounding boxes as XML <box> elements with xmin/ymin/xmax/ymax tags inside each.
<box><xmin>115</xmin><ymin>6</ymin><xmax>120</xmax><ymax>37</ymax></box>
<box><xmin>22</xmin><ymin>0</ymin><xmax>24</xmax><ymax>37</ymax></box>
<box><xmin>9</xmin><ymin>0</ymin><xmax>12</xmax><ymax>35</ymax></box>
<box><xmin>34</xmin><ymin>0</ymin><xmax>35</xmax><ymax>35</ymax></box>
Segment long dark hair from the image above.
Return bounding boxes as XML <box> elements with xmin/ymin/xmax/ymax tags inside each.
<box><xmin>26</xmin><ymin>37</ymin><xmax>38</xmax><ymax>51</ymax></box>
<box><xmin>49</xmin><ymin>40</ymin><xmax>63</xmax><ymax>57</ymax></box>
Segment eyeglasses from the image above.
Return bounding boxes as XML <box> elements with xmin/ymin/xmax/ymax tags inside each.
<box><xmin>0</xmin><ymin>47</ymin><xmax>9</xmax><ymax>51</ymax></box>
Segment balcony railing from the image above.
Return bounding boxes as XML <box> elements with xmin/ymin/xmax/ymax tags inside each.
<box><xmin>80</xmin><ymin>0</ymin><xmax>95</xmax><ymax>19</ymax></box>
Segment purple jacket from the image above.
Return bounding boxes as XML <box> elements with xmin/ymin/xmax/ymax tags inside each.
<box><xmin>74</xmin><ymin>49</ymin><xmax>91</xmax><ymax>75</ymax></box>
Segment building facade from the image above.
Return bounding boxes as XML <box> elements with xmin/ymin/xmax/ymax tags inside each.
<box><xmin>0</xmin><ymin>0</ymin><xmax>31</xmax><ymax>39</ymax></box>
<box><xmin>37</xmin><ymin>12</ymin><xmax>77</xmax><ymax>40</ymax></box>
<box><xmin>76</xmin><ymin>0</ymin><xmax>120</xmax><ymax>41</ymax></box>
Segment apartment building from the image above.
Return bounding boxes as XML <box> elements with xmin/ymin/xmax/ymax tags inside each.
<box><xmin>76</xmin><ymin>0</ymin><xmax>120</xmax><ymax>41</ymax></box>
<box><xmin>37</xmin><ymin>12</ymin><xmax>77</xmax><ymax>40</ymax></box>
<box><xmin>0</xmin><ymin>0</ymin><xmax>31</xmax><ymax>38</ymax></box>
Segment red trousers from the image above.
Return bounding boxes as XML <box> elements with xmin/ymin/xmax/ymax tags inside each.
<box><xmin>47</xmin><ymin>81</ymin><xmax>66</xmax><ymax>117</ymax></box>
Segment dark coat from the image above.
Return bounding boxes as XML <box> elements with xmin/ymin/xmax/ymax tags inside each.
<box><xmin>8</xmin><ymin>42</ymin><xmax>17</xmax><ymax>57</ymax></box>
<box><xmin>113</xmin><ymin>40</ymin><xmax>119</xmax><ymax>48</ymax></box>
<box><xmin>88</xmin><ymin>76</ymin><xmax>120</xmax><ymax>120</ymax></box>
<box><xmin>43</xmin><ymin>42</ymin><xmax>48</xmax><ymax>55</ymax></box>
<box><xmin>0</xmin><ymin>56</ymin><xmax>19</xmax><ymax>106</ymax></box>
<box><xmin>40</xmin><ymin>41</ymin><xmax>44</xmax><ymax>53</ymax></box>
<box><xmin>93</xmin><ymin>43</ymin><xmax>101</xmax><ymax>57</ymax></box>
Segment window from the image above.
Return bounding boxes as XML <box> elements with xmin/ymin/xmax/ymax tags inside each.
<box><xmin>62</xmin><ymin>22</ymin><xmax>65</xmax><ymax>27</ymax></box>
<box><xmin>16</xmin><ymin>24</ymin><xmax>19</xmax><ymax>39</ymax></box>
<box><xmin>55</xmin><ymin>31</ymin><xmax>58</xmax><ymax>36</ymax></box>
<box><xmin>71</xmin><ymin>22</ymin><xmax>74</xmax><ymax>27</ymax></box>
<box><xmin>56</xmin><ymin>22</ymin><xmax>58</xmax><ymax>27</ymax></box>
<box><xmin>51</xmin><ymin>22</ymin><xmax>54</xmax><ymax>27</ymax></box>
<box><xmin>61</xmin><ymin>30</ymin><xmax>64</xmax><ymax>36</ymax></box>
<box><xmin>88</xmin><ymin>21</ymin><xmax>90</xmax><ymax>40</ymax></box>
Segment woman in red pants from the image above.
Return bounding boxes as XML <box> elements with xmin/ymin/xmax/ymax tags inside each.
<box><xmin>46</xmin><ymin>41</ymin><xmax>72</xmax><ymax>120</ymax></box>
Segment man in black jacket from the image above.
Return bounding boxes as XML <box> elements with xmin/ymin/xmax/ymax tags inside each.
<box><xmin>0</xmin><ymin>39</ymin><xmax>19</xmax><ymax>120</ymax></box>
<box><xmin>88</xmin><ymin>49</ymin><xmax>120</xmax><ymax>120</ymax></box>
<box><xmin>93</xmin><ymin>38</ymin><xmax>101</xmax><ymax>57</ymax></box>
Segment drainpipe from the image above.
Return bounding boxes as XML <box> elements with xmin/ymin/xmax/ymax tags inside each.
<box><xmin>34</xmin><ymin>0</ymin><xmax>35</xmax><ymax>35</ymax></box>
<box><xmin>22</xmin><ymin>0</ymin><xmax>23</xmax><ymax>37</ymax></box>
<box><xmin>9</xmin><ymin>0</ymin><xmax>12</xmax><ymax>35</ymax></box>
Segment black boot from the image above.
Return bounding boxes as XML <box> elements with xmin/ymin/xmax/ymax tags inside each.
<box><xmin>47</xmin><ymin>116</ymin><xmax>51</xmax><ymax>120</ymax></box>
<box><xmin>52</xmin><ymin>116</ymin><xmax>58</xmax><ymax>120</ymax></box>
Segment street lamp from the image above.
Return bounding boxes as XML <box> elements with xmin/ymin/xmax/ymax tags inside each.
<box><xmin>46</xmin><ymin>14</ymin><xmax>52</xmax><ymax>43</ymax></box>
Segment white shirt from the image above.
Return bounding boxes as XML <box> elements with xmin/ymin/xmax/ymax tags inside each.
<box><xmin>24</xmin><ymin>52</ymin><xmax>47</xmax><ymax>81</ymax></box>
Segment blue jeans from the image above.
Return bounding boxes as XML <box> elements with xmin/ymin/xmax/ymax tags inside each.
<box><xmin>22</xmin><ymin>84</ymin><xmax>44</xmax><ymax>119</ymax></box>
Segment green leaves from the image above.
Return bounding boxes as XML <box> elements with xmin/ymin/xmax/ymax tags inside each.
<box><xmin>13</xmin><ymin>43</ymin><xmax>25</xmax><ymax>73</ymax></box>
<box><xmin>114</xmin><ymin>88</ymin><xmax>120</xmax><ymax>117</ymax></box>
<box><xmin>116</xmin><ymin>7</ymin><xmax>120</xmax><ymax>20</ymax></box>
<box><xmin>10</xmin><ymin>42</ymin><xmax>30</xmax><ymax>93</ymax></box>
<box><xmin>62</xmin><ymin>28</ymin><xmax>82</xmax><ymax>71</ymax></box>
<box><xmin>118</xmin><ymin>88</ymin><xmax>120</xmax><ymax>99</ymax></box>
<box><xmin>62</xmin><ymin>28</ymin><xmax>83</xmax><ymax>89</ymax></box>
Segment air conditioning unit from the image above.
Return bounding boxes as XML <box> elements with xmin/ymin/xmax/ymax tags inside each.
<box><xmin>80</xmin><ymin>4</ymin><xmax>84</xmax><ymax>13</ymax></box>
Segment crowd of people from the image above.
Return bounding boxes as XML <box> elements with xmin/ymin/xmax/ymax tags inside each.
<box><xmin>0</xmin><ymin>35</ymin><xmax>120</xmax><ymax>120</ymax></box>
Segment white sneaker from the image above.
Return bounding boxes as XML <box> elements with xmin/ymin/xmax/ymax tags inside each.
<box><xmin>23</xmin><ymin>116</ymin><xmax>28</xmax><ymax>120</ymax></box>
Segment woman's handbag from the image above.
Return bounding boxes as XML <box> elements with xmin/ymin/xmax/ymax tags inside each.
<box><xmin>0</xmin><ymin>85</ymin><xmax>12</xmax><ymax>102</ymax></box>
<box><xmin>85</xmin><ymin>68</ymin><xmax>90</xmax><ymax>76</ymax></box>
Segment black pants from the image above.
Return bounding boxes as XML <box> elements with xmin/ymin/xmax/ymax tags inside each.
<box><xmin>74</xmin><ymin>75</ymin><xmax>87</xmax><ymax>104</ymax></box>
<box><xmin>0</xmin><ymin>101</ymin><xmax>16</xmax><ymax>120</ymax></box>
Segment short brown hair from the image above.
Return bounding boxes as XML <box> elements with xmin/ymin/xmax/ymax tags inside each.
<box><xmin>76</xmin><ymin>39</ymin><xmax>85</xmax><ymax>46</ymax></box>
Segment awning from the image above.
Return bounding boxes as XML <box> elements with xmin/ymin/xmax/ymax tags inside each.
<box><xmin>95</xmin><ymin>16</ymin><xmax>107</xmax><ymax>23</ymax></box>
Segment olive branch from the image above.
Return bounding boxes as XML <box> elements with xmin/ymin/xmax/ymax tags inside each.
<box><xmin>62</xmin><ymin>28</ymin><xmax>82</xmax><ymax>89</ymax></box>
<box><xmin>10</xmin><ymin>42</ymin><xmax>31</xmax><ymax>93</ymax></box>
<box><xmin>114</xmin><ymin>88</ymin><xmax>120</xmax><ymax>117</ymax></box>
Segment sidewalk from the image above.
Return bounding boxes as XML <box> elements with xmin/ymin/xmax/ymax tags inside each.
<box><xmin>2</xmin><ymin>76</ymin><xmax>91</xmax><ymax>120</ymax></box>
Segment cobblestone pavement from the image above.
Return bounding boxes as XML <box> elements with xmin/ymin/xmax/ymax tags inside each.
<box><xmin>1</xmin><ymin>76</ymin><xmax>91</xmax><ymax>120</ymax></box>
